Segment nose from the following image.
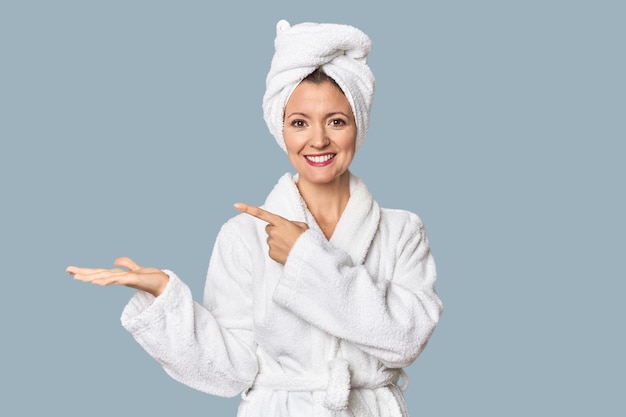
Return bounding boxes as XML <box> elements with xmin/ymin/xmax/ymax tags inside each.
<box><xmin>309</xmin><ymin>124</ymin><xmax>331</xmax><ymax>149</ymax></box>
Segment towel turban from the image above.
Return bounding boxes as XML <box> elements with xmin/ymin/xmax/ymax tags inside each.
<box><xmin>262</xmin><ymin>20</ymin><xmax>376</xmax><ymax>152</ymax></box>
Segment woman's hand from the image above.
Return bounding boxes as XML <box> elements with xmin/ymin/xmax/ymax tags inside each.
<box><xmin>67</xmin><ymin>257</ymin><xmax>169</xmax><ymax>297</ymax></box>
<box><xmin>234</xmin><ymin>203</ymin><xmax>308</xmax><ymax>265</ymax></box>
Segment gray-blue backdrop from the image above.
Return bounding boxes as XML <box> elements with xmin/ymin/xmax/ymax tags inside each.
<box><xmin>1</xmin><ymin>1</ymin><xmax>624</xmax><ymax>415</ymax></box>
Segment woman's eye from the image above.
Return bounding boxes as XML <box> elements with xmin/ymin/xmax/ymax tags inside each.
<box><xmin>330</xmin><ymin>119</ymin><xmax>346</xmax><ymax>126</ymax></box>
<box><xmin>291</xmin><ymin>120</ymin><xmax>306</xmax><ymax>128</ymax></box>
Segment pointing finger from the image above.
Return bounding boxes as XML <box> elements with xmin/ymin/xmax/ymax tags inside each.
<box><xmin>234</xmin><ymin>203</ymin><xmax>287</xmax><ymax>225</ymax></box>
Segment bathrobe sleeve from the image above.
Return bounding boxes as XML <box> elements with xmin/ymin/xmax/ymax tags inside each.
<box><xmin>272</xmin><ymin>210</ymin><xmax>442</xmax><ymax>369</ymax></box>
<box><xmin>121</xmin><ymin>220</ymin><xmax>258</xmax><ymax>397</ymax></box>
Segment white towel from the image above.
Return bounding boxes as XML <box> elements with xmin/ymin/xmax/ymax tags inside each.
<box><xmin>262</xmin><ymin>20</ymin><xmax>376</xmax><ymax>152</ymax></box>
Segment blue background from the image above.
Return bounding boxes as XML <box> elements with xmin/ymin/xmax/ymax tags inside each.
<box><xmin>1</xmin><ymin>1</ymin><xmax>624</xmax><ymax>415</ymax></box>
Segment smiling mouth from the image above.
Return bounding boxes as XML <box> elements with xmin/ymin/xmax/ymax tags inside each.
<box><xmin>305</xmin><ymin>153</ymin><xmax>336</xmax><ymax>165</ymax></box>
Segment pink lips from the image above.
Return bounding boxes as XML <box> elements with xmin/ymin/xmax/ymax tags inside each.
<box><xmin>304</xmin><ymin>153</ymin><xmax>336</xmax><ymax>167</ymax></box>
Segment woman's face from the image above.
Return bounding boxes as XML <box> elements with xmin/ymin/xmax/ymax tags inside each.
<box><xmin>283</xmin><ymin>80</ymin><xmax>357</xmax><ymax>188</ymax></box>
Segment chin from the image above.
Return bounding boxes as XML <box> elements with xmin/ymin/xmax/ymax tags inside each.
<box><xmin>300</xmin><ymin>170</ymin><xmax>347</xmax><ymax>186</ymax></box>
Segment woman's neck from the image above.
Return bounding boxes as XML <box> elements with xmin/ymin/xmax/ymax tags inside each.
<box><xmin>296</xmin><ymin>172</ymin><xmax>351</xmax><ymax>239</ymax></box>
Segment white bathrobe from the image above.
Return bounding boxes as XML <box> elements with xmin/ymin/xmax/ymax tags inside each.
<box><xmin>121</xmin><ymin>172</ymin><xmax>442</xmax><ymax>417</ymax></box>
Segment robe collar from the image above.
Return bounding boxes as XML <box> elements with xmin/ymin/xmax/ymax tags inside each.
<box><xmin>263</xmin><ymin>172</ymin><xmax>381</xmax><ymax>266</ymax></box>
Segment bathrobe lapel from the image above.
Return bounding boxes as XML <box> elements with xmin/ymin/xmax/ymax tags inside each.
<box><xmin>328</xmin><ymin>174</ymin><xmax>380</xmax><ymax>266</ymax></box>
<box><xmin>263</xmin><ymin>172</ymin><xmax>380</xmax><ymax>266</ymax></box>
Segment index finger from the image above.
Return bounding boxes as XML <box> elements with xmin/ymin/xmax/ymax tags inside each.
<box><xmin>66</xmin><ymin>266</ymin><xmax>107</xmax><ymax>275</ymax></box>
<box><xmin>234</xmin><ymin>202</ymin><xmax>287</xmax><ymax>225</ymax></box>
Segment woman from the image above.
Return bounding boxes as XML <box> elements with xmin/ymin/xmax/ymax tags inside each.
<box><xmin>67</xmin><ymin>20</ymin><xmax>442</xmax><ymax>417</ymax></box>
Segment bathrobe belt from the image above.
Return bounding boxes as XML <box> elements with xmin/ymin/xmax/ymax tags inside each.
<box><xmin>247</xmin><ymin>358</ymin><xmax>408</xmax><ymax>416</ymax></box>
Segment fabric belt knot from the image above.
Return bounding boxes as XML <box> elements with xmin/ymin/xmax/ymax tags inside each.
<box><xmin>246</xmin><ymin>360</ymin><xmax>404</xmax><ymax>416</ymax></box>
<box><xmin>323</xmin><ymin>358</ymin><xmax>351</xmax><ymax>411</ymax></box>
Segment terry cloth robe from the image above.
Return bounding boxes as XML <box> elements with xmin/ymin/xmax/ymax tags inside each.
<box><xmin>120</xmin><ymin>172</ymin><xmax>442</xmax><ymax>417</ymax></box>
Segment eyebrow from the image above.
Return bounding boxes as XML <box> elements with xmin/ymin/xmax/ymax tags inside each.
<box><xmin>285</xmin><ymin>111</ymin><xmax>352</xmax><ymax>119</ymax></box>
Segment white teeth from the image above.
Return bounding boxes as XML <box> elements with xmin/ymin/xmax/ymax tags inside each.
<box><xmin>306</xmin><ymin>154</ymin><xmax>335</xmax><ymax>163</ymax></box>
